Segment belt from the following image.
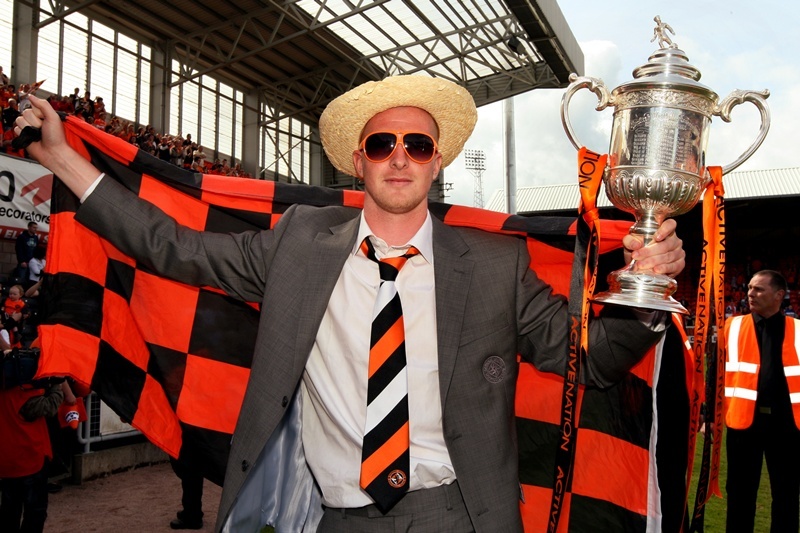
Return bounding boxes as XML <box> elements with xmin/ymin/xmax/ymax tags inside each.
<box><xmin>327</xmin><ymin>480</ymin><xmax>463</xmax><ymax>518</ymax></box>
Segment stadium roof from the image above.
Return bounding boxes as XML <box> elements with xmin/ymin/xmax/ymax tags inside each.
<box><xmin>52</xmin><ymin>0</ymin><xmax>583</xmax><ymax>125</ymax></box>
<box><xmin>484</xmin><ymin>167</ymin><xmax>800</xmax><ymax>214</ymax></box>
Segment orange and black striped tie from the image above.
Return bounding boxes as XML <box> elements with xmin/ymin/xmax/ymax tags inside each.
<box><xmin>359</xmin><ymin>237</ymin><xmax>419</xmax><ymax>513</ymax></box>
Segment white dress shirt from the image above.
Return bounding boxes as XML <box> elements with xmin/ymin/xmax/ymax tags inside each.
<box><xmin>301</xmin><ymin>211</ymin><xmax>456</xmax><ymax>508</ymax></box>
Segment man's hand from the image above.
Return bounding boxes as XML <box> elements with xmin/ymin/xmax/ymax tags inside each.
<box><xmin>15</xmin><ymin>94</ymin><xmax>99</xmax><ymax>199</ymax></box>
<box><xmin>14</xmin><ymin>94</ymin><xmax>66</xmax><ymax>169</ymax></box>
<box><xmin>622</xmin><ymin>218</ymin><xmax>685</xmax><ymax>278</ymax></box>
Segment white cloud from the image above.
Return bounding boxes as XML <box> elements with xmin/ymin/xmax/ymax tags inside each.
<box><xmin>445</xmin><ymin>3</ymin><xmax>799</xmax><ymax>209</ymax></box>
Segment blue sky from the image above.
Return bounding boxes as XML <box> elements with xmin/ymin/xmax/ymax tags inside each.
<box><xmin>445</xmin><ymin>1</ymin><xmax>799</xmax><ymax>208</ymax></box>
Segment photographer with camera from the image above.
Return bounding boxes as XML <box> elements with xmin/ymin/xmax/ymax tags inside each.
<box><xmin>0</xmin><ymin>345</ymin><xmax>64</xmax><ymax>533</ymax></box>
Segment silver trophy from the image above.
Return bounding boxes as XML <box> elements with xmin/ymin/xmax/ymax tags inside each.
<box><xmin>560</xmin><ymin>16</ymin><xmax>770</xmax><ymax>313</ymax></box>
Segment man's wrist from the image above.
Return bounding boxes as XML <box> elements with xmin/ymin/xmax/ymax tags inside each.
<box><xmin>80</xmin><ymin>172</ymin><xmax>105</xmax><ymax>203</ymax></box>
<box><xmin>632</xmin><ymin>308</ymin><xmax>668</xmax><ymax>332</ymax></box>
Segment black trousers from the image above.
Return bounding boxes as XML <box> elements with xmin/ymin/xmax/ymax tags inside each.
<box><xmin>169</xmin><ymin>458</ymin><xmax>204</xmax><ymax>522</ymax></box>
<box><xmin>726</xmin><ymin>412</ymin><xmax>800</xmax><ymax>533</ymax></box>
<box><xmin>0</xmin><ymin>462</ymin><xmax>49</xmax><ymax>533</ymax></box>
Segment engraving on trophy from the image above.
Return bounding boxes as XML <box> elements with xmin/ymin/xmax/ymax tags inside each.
<box><xmin>614</xmin><ymin>90</ymin><xmax>716</xmax><ymax>117</ymax></box>
<box><xmin>615</xmin><ymin>108</ymin><xmax>704</xmax><ymax>173</ymax></box>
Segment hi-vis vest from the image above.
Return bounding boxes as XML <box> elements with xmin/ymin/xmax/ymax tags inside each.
<box><xmin>724</xmin><ymin>314</ymin><xmax>800</xmax><ymax>429</ymax></box>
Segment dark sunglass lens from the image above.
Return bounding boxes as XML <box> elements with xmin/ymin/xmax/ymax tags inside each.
<box><xmin>404</xmin><ymin>134</ymin><xmax>435</xmax><ymax>162</ymax></box>
<box><xmin>364</xmin><ymin>133</ymin><xmax>397</xmax><ymax>161</ymax></box>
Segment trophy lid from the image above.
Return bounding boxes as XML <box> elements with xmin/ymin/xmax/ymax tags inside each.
<box><xmin>614</xmin><ymin>16</ymin><xmax>718</xmax><ymax>100</ymax></box>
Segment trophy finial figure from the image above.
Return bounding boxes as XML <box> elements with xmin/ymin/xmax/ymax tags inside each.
<box><xmin>651</xmin><ymin>16</ymin><xmax>677</xmax><ymax>49</ymax></box>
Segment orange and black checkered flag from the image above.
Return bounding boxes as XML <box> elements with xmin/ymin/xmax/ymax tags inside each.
<box><xmin>32</xmin><ymin>115</ymin><xmax>694</xmax><ymax>530</ymax></box>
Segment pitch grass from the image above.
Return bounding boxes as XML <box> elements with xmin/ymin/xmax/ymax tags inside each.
<box><xmin>688</xmin><ymin>428</ymin><xmax>772</xmax><ymax>531</ymax></box>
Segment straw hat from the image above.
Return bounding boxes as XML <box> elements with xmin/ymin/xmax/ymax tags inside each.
<box><xmin>319</xmin><ymin>75</ymin><xmax>477</xmax><ymax>177</ymax></box>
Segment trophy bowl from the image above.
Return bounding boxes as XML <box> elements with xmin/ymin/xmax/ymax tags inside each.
<box><xmin>560</xmin><ymin>17</ymin><xmax>770</xmax><ymax>313</ymax></box>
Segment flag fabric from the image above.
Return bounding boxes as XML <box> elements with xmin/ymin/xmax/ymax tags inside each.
<box><xmin>35</xmin><ymin>115</ymin><xmax>693</xmax><ymax>529</ymax></box>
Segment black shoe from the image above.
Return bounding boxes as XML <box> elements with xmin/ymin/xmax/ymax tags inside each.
<box><xmin>47</xmin><ymin>482</ymin><xmax>63</xmax><ymax>494</ymax></box>
<box><xmin>170</xmin><ymin>517</ymin><xmax>203</xmax><ymax>530</ymax></box>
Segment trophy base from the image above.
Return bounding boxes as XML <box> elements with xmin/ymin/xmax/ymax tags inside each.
<box><xmin>593</xmin><ymin>267</ymin><xmax>688</xmax><ymax>314</ymax></box>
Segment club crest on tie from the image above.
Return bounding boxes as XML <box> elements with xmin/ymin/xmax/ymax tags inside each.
<box><xmin>388</xmin><ymin>469</ymin><xmax>408</xmax><ymax>488</ymax></box>
<box><xmin>482</xmin><ymin>355</ymin><xmax>505</xmax><ymax>383</ymax></box>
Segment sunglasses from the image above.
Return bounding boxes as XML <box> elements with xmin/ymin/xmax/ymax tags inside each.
<box><xmin>360</xmin><ymin>131</ymin><xmax>438</xmax><ymax>164</ymax></box>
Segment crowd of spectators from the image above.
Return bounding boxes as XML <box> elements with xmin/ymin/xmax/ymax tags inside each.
<box><xmin>722</xmin><ymin>256</ymin><xmax>800</xmax><ymax>319</ymax></box>
<box><xmin>675</xmin><ymin>254</ymin><xmax>800</xmax><ymax>334</ymax></box>
<box><xmin>1</xmin><ymin>72</ymin><xmax>250</xmax><ymax>178</ymax></box>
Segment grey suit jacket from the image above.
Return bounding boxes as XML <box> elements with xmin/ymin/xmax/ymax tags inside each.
<box><xmin>76</xmin><ymin>177</ymin><xmax>662</xmax><ymax>532</ymax></box>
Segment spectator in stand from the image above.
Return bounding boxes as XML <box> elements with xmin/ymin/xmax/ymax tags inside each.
<box><xmin>2</xmin><ymin>125</ymin><xmax>24</xmax><ymax>157</ymax></box>
<box><xmin>170</xmin><ymin>138</ymin><xmax>184</xmax><ymax>167</ymax></box>
<box><xmin>70</xmin><ymin>105</ymin><xmax>81</xmax><ymax>121</ymax></box>
<box><xmin>3</xmin><ymin>98</ymin><xmax>20</xmax><ymax>132</ymax></box>
<box><xmin>121</xmin><ymin>123</ymin><xmax>135</xmax><ymax>143</ymax></box>
<box><xmin>107</xmin><ymin>116</ymin><xmax>123</xmax><ymax>136</ymax></box>
<box><xmin>58</xmin><ymin>95</ymin><xmax>73</xmax><ymax>114</ymax></box>
<box><xmin>221</xmin><ymin>158</ymin><xmax>230</xmax><ymax>174</ymax></box>
<box><xmin>182</xmin><ymin>142</ymin><xmax>194</xmax><ymax>169</ymax></box>
<box><xmin>93</xmin><ymin>96</ymin><xmax>106</xmax><ymax>123</ymax></box>
<box><xmin>4</xmin><ymin>284</ymin><xmax>28</xmax><ymax>348</ymax></box>
<box><xmin>190</xmin><ymin>154</ymin><xmax>205</xmax><ymax>173</ymax></box>
<box><xmin>157</xmin><ymin>136</ymin><xmax>171</xmax><ymax>162</ymax></box>
<box><xmin>78</xmin><ymin>91</ymin><xmax>94</xmax><ymax>123</ymax></box>
<box><xmin>69</xmin><ymin>88</ymin><xmax>81</xmax><ymax>111</ymax></box>
<box><xmin>193</xmin><ymin>144</ymin><xmax>207</xmax><ymax>162</ymax></box>
<box><xmin>0</xmin><ymin>371</ymin><xmax>64</xmax><ymax>533</ymax></box>
<box><xmin>0</xmin><ymin>65</ymin><xmax>9</xmax><ymax>87</ymax></box>
<box><xmin>133</xmin><ymin>126</ymin><xmax>145</xmax><ymax>146</ymax></box>
<box><xmin>15</xmin><ymin>222</ymin><xmax>39</xmax><ymax>280</ymax></box>
<box><xmin>0</xmin><ymin>84</ymin><xmax>15</xmax><ymax>111</ymax></box>
<box><xmin>27</xmin><ymin>247</ymin><xmax>46</xmax><ymax>289</ymax></box>
<box><xmin>141</xmin><ymin>134</ymin><xmax>157</xmax><ymax>156</ymax></box>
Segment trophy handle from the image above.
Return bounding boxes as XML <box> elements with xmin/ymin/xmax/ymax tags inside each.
<box><xmin>560</xmin><ymin>74</ymin><xmax>613</xmax><ymax>151</ymax></box>
<box><xmin>714</xmin><ymin>89</ymin><xmax>771</xmax><ymax>174</ymax></box>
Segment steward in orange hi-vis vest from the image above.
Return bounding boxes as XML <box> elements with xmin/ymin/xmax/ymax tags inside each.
<box><xmin>724</xmin><ymin>314</ymin><xmax>800</xmax><ymax>430</ymax></box>
<box><xmin>724</xmin><ymin>270</ymin><xmax>800</xmax><ymax>533</ymax></box>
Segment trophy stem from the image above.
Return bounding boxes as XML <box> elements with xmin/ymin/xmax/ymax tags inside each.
<box><xmin>629</xmin><ymin>210</ymin><xmax>660</xmax><ymax>246</ymax></box>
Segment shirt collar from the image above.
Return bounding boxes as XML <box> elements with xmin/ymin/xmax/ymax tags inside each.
<box><xmin>353</xmin><ymin>211</ymin><xmax>434</xmax><ymax>265</ymax></box>
<box><xmin>753</xmin><ymin>311</ymin><xmax>785</xmax><ymax>326</ymax></box>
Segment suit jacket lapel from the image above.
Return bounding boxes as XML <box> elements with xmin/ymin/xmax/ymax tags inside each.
<box><xmin>294</xmin><ymin>215</ymin><xmax>360</xmax><ymax>377</ymax></box>
<box><xmin>432</xmin><ymin>217</ymin><xmax>473</xmax><ymax>404</ymax></box>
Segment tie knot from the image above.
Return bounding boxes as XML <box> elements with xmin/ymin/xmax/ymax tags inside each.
<box><xmin>361</xmin><ymin>238</ymin><xmax>420</xmax><ymax>282</ymax></box>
